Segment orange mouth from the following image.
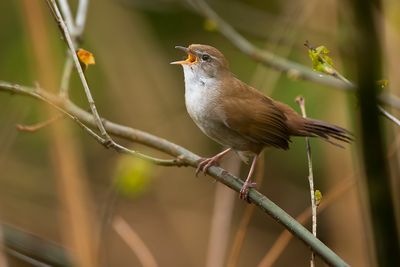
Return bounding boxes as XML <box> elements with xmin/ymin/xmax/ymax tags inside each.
<box><xmin>171</xmin><ymin>53</ymin><xmax>197</xmax><ymax>65</ymax></box>
<box><xmin>186</xmin><ymin>53</ymin><xmax>197</xmax><ymax>64</ymax></box>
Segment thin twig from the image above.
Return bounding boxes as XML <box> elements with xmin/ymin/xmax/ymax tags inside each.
<box><xmin>46</xmin><ymin>0</ymin><xmax>112</xmax><ymax>142</ymax></box>
<box><xmin>75</xmin><ymin>0</ymin><xmax>89</xmax><ymax>36</ymax></box>
<box><xmin>57</xmin><ymin>0</ymin><xmax>74</xmax><ymax>34</ymax></box>
<box><xmin>16</xmin><ymin>114</ymin><xmax>63</xmax><ymax>132</ymax></box>
<box><xmin>0</xmin><ymin>80</ymin><xmax>349</xmax><ymax>267</ymax></box>
<box><xmin>379</xmin><ymin>106</ymin><xmax>400</xmax><ymax>126</ymax></box>
<box><xmin>59</xmin><ymin>56</ymin><xmax>74</xmax><ymax>98</ymax></box>
<box><xmin>113</xmin><ymin>216</ymin><xmax>159</xmax><ymax>267</ymax></box>
<box><xmin>258</xmin><ymin>178</ymin><xmax>354</xmax><ymax>267</ymax></box>
<box><xmin>296</xmin><ymin>96</ymin><xmax>317</xmax><ymax>267</ymax></box>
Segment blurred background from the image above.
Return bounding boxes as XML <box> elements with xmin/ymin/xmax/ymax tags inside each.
<box><xmin>0</xmin><ymin>0</ymin><xmax>399</xmax><ymax>266</ymax></box>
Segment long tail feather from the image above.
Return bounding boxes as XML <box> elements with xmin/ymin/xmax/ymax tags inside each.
<box><xmin>303</xmin><ymin>119</ymin><xmax>353</xmax><ymax>147</ymax></box>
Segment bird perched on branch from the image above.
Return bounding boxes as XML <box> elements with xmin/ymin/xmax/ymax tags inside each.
<box><xmin>172</xmin><ymin>44</ymin><xmax>352</xmax><ymax>200</ymax></box>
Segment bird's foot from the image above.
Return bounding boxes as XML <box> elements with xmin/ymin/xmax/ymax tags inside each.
<box><xmin>195</xmin><ymin>148</ymin><xmax>232</xmax><ymax>176</ymax></box>
<box><xmin>239</xmin><ymin>180</ymin><xmax>257</xmax><ymax>201</ymax></box>
<box><xmin>195</xmin><ymin>157</ymin><xmax>220</xmax><ymax>176</ymax></box>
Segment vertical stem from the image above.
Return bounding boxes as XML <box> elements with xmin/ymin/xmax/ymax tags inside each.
<box><xmin>57</xmin><ymin>0</ymin><xmax>74</xmax><ymax>33</ymax></box>
<box><xmin>296</xmin><ymin>96</ymin><xmax>317</xmax><ymax>267</ymax></box>
<box><xmin>75</xmin><ymin>0</ymin><xmax>89</xmax><ymax>35</ymax></box>
<box><xmin>59</xmin><ymin>56</ymin><xmax>74</xmax><ymax>98</ymax></box>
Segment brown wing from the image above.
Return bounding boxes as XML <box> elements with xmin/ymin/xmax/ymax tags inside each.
<box><xmin>216</xmin><ymin>78</ymin><xmax>291</xmax><ymax>150</ymax></box>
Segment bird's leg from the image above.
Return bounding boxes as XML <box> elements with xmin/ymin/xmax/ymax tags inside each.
<box><xmin>196</xmin><ymin>148</ymin><xmax>232</xmax><ymax>176</ymax></box>
<box><xmin>239</xmin><ymin>155</ymin><xmax>258</xmax><ymax>200</ymax></box>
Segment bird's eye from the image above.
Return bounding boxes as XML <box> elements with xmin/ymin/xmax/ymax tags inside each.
<box><xmin>201</xmin><ymin>54</ymin><xmax>211</xmax><ymax>61</ymax></box>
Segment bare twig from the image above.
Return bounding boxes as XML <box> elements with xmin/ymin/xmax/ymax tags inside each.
<box><xmin>46</xmin><ymin>0</ymin><xmax>112</xmax><ymax>142</ymax></box>
<box><xmin>59</xmin><ymin>57</ymin><xmax>74</xmax><ymax>98</ymax></box>
<box><xmin>74</xmin><ymin>0</ymin><xmax>89</xmax><ymax>36</ymax></box>
<box><xmin>379</xmin><ymin>106</ymin><xmax>400</xmax><ymax>126</ymax></box>
<box><xmin>57</xmin><ymin>0</ymin><xmax>74</xmax><ymax>33</ymax></box>
<box><xmin>258</xmin><ymin>178</ymin><xmax>354</xmax><ymax>267</ymax></box>
<box><xmin>0</xmin><ymin>80</ymin><xmax>349</xmax><ymax>267</ymax></box>
<box><xmin>16</xmin><ymin>114</ymin><xmax>63</xmax><ymax>132</ymax></box>
<box><xmin>113</xmin><ymin>216</ymin><xmax>159</xmax><ymax>267</ymax></box>
<box><xmin>296</xmin><ymin>96</ymin><xmax>317</xmax><ymax>267</ymax></box>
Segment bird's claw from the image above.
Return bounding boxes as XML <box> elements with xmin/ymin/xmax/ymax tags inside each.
<box><xmin>239</xmin><ymin>181</ymin><xmax>257</xmax><ymax>201</ymax></box>
<box><xmin>195</xmin><ymin>157</ymin><xmax>219</xmax><ymax>176</ymax></box>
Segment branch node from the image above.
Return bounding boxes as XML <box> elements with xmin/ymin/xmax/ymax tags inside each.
<box><xmin>174</xmin><ymin>155</ymin><xmax>189</xmax><ymax>167</ymax></box>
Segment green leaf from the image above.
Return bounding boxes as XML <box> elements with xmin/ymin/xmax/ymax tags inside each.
<box><xmin>307</xmin><ymin>45</ymin><xmax>336</xmax><ymax>75</ymax></box>
<box><xmin>114</xmin><ymin>155</ymin><xmax>153</xmax><ymax>198</ymax></box>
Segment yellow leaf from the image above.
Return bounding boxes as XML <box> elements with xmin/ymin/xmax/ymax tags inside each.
<box><xmin>315</xmin><ymin>190</ymin><xmax>323</xmax><ymax>207</ymax></box>
<box><xmin>76</xmin><ymin>48</ymin><xmax>95</xmax><ymax>71</ymax></box>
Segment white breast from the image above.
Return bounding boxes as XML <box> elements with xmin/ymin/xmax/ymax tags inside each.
<box><xmin>182</xmin><ymin>65</ymin><xmax>221</xmax><ymax>126</ymax></box>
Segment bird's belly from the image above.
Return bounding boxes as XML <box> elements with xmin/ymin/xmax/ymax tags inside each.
<box><xmin>186</xmin><ymin>100</ymin><xmax>254</xmax><ymax>151</ymax></box>
<box><xmin>198</xmin><ymin>120</ymin><xmax>251</xmax><ymax>150</ymax></box>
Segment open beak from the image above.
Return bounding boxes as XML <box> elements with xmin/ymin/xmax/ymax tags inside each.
<box><xmin>170</xmin><ymin>46</ymin><xmax>198</xmax><ymax>65</ymax></box>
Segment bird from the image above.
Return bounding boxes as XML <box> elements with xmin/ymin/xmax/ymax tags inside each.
<box><xmin>171</xmin><ymin>44</ymin><xmax>352</xmax><ymax>200</ymax></box>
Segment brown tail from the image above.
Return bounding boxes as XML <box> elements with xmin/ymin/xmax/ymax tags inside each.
<box><xmin>302</xmin><ymin>119</ymin><xmax>353</xmax><ymax>147</ymax></box>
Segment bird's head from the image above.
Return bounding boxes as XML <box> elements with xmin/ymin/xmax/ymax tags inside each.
<box><xmin>171</xmin><ymin>44</ymin><xmax>229</xmax><ymax>79</ymax></box>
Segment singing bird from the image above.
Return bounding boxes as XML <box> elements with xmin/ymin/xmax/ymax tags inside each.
<box><xmin>171</xmin><ymin>44</ymin><xmax>351</xmax><ymax>199</ymax></box>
